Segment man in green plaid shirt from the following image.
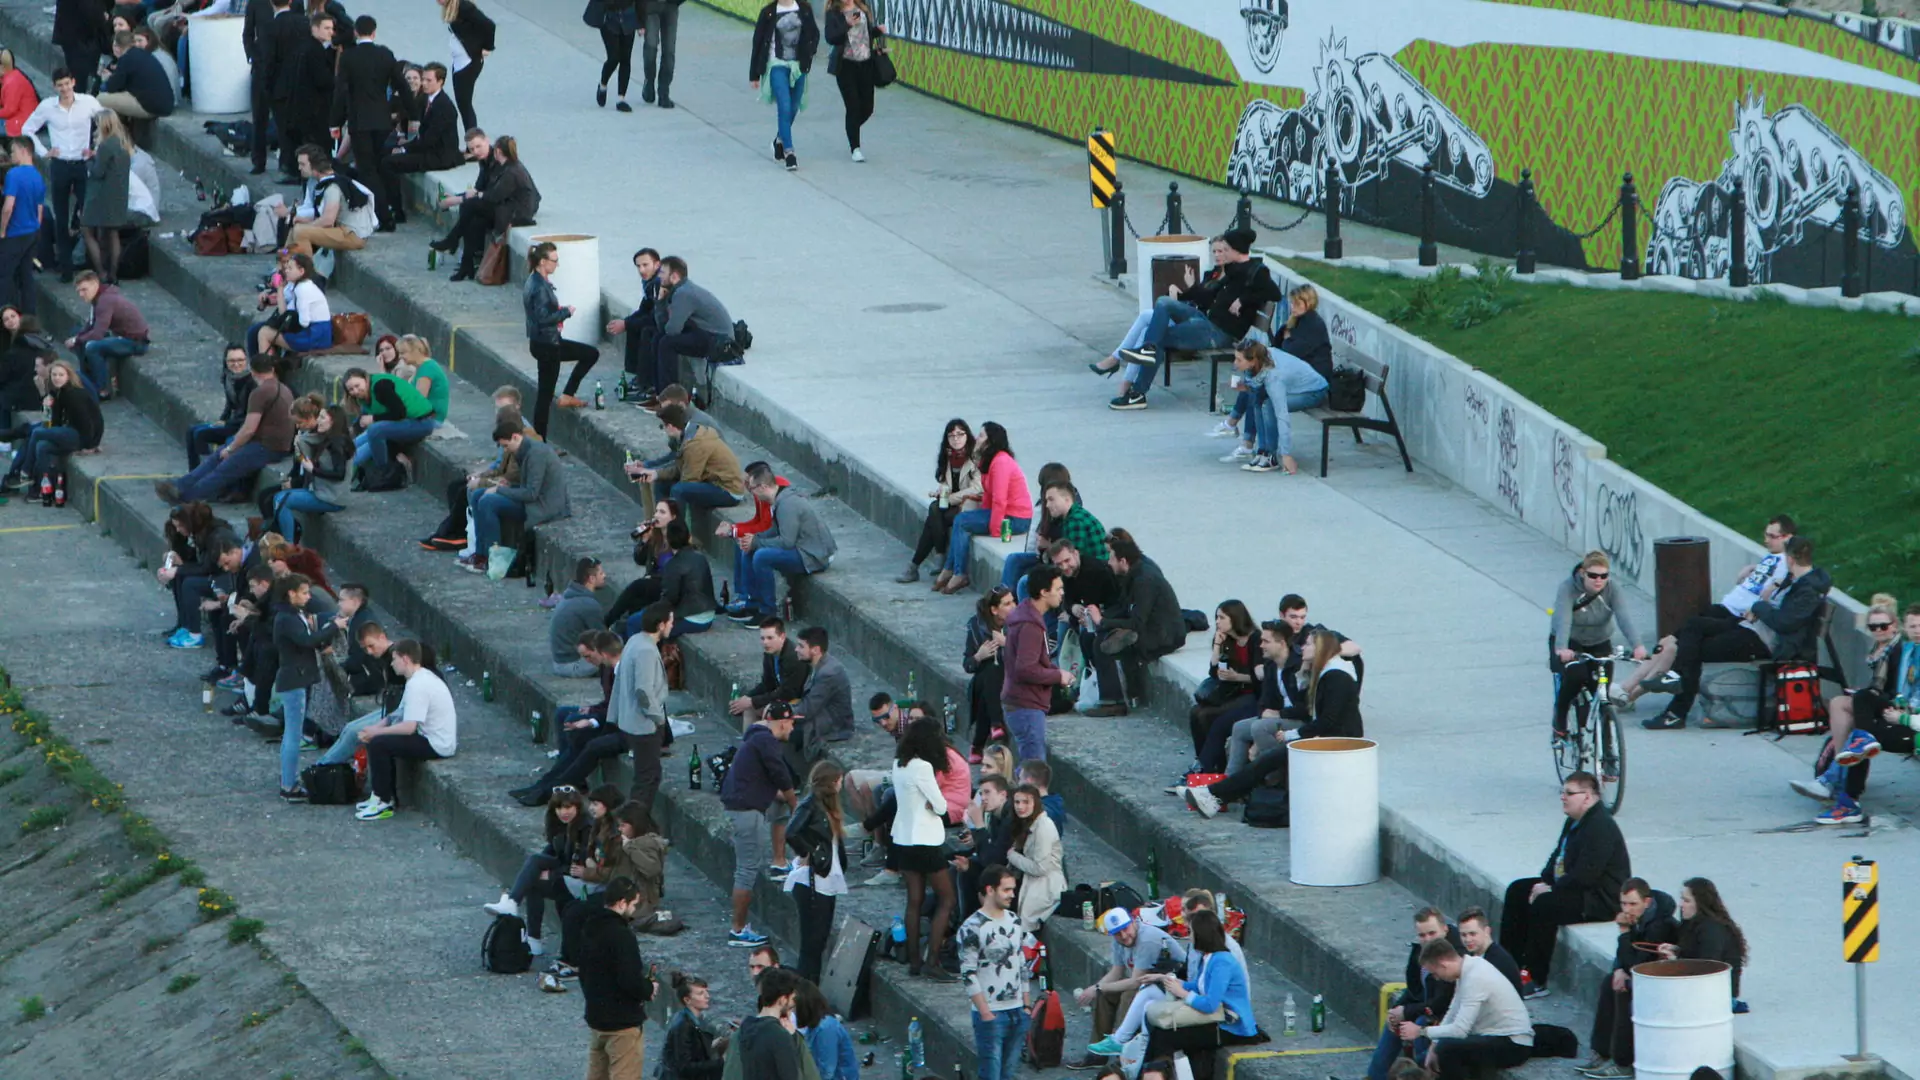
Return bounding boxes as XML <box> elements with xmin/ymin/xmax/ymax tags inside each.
<box><xmin>1044</xmin><ymin>484</ymin><xmax>1107</xmax><ymax>562</ymax></box>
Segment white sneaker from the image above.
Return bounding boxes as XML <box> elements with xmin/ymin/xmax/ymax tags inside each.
<box><xmin>1790</xmin><ymin>778</ymin><xmax>1835</xmax><ymax>803</ymax></box>
<box><xmin>483</xmin><ymin>892</ymin><xmax>519</xmax><ymax>918</ymax></box>
<box><xmin>851</xmin><ymin>148</ymin><xmax>866</xmax><ymax>162</ymax></box>
<box><xmin>1206</xmin><ymin>420</ymin><xmax>1238</xmax><ymax>438</ymax></box>
<box><xmin>865</xmin><ymin>869</ymin><xmax>902</xmax><ymax>888</ymax></box>
<box><xmin>354</xmin><ymin>797</ymin><xmax>393</xmax><ymax>821</ymax></box>
<box><xmin>1182</xmin><ymin>785</ymin><xmax>1222</xmax><ymax>819</ymax></box>
<box><xmin>1219</xmin><ymin>445</ymin><xmax>1254</xmax><ymax>462</ymax></box>
<box><xmin>525</xmin><ymin>935</ymin><xmax>546</xmax><ymax>957</ymax></box>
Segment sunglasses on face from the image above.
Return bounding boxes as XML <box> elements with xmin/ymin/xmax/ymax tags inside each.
<box><xmin>1585</xmin><ymin>571</ymin><xmax>1609</xmax><ymax>580</ymax></box>
<box><xmin>1870</xmin><ymin>622</ymin><xmax>1895</xmax><ymax>631</ymax></box>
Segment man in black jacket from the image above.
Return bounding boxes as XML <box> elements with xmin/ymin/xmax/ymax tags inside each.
<box><xmin>331</xmin><ymin>16</ymin><xmax>413</xmax><ymax>231</ymax></box>
<box><xmin>1363</xmin><ymin>908</ymin><xmax>1461</xmax><ymax>1080</ymax></box>
<box><xmin>1110</xmin><ymin>227</ymin><xmax>1282</xmax><ymax>410</ymax></box>
<box><xmin>951</xmin><ymin>773</ymin><xmax>1012</xmax><ymax>920</ymax></box>
<box><xmin>285</xmin><ymin>14</ymin><xmax>339</xmax><ymax>165</ymax></box>
<box><xmin>1498</xmin><ymin>771</ymin><xmax>1630</xmax><ymax>993</ymax></box>
<box><xmin>728</xmin><ymin>616</ymin><xmax>806</xmax><ymax>725</ymax></box>
<box><xmin>1582</xmin><ymin>878</ymin><xmax>1677</xmax><ymax>1079</ymax></box>
<box><xmin>259</xmin><ymin>0</ymin><xmax>312</xmax><ymax>181</ymax></box>
<box><xmin>607</xmin><ymin>247</ymin><xmax>664</xmax><ymax>400</ymax></box>
<box><xmin>387</xmin><ymin>63</ymin><xmax>463</xmax><ymax>175</ymax></box>
<box><xmin>99</xmin><ymin>32</ymin><xmax>175</xmax><ymax>120</ymax></box>
<box><xmin>1083</xmin><ymin>529</ymin><xmax>1184</xmax><ymax>712</ymax></box>
<box><xmin>54</xmin><ymin>0</ymin><xmax>110</xmax><ymax>95</ymax></box>
<box><xmin>578</xmin><ymin>877</ymin><xmax>656</xmax><ymax>1080</ymax></box>
<box><xmin>245</xmin><ymin>0</ymin><xmax>288</xmax><ymax>173</ymax></box>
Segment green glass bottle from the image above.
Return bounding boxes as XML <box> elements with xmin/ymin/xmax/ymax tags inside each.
<box><xmin>481</xmin><ymin>670</ymin><xmax>494</xmax><ymax>702</ymax></box>
<box><xmin>1146</xmin><ymin>848</ymin><xmax>1160</xmax><ymax>901</ymax></box>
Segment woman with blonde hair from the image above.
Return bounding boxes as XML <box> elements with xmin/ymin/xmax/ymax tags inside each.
<box><xmin>0</xmin><ymin>357</ymin><xmax>101</xmax><ymax>494</ymax></box>
<box><xmin>1277</xmin><ymin>283</ymin><xmax>1332</xmax><ymax>380</ymax></box>
<box><xmin>440</xmin><ymin>0</ymin><xmax>495</xmax><ymax>131</ymax></box>
<box><xmin>0</xmin><ymin>50</ymin><xmax>39</xmax><ymax>135</ymax></box>
<box><xmin>784</xmin><ymin>759</ymin><xmax>850</xmax><ymax>980</ymax></box>
<box><xmin>1221</xmin><ymin>336</ymin><xmax>1328</xmax><ymax>474</ymax></box>
<box><xmin>395</xmin><ymin>334</ymin><xmax>451</xmax><ymax>427</ymax></box>
<box><xmin>823</xmin><ymin>0</ymin><xmax>885</xmax><ymax>161</ymax></box>
<box><xmin>81</xmin><ymin>109</ymin><xmax>133</xmax><ymax>282</ymax></box>
<box><xmin>1794</xmin><ymin>593</ymin><xmax>1910</xmax><ymax>824</ymax></box>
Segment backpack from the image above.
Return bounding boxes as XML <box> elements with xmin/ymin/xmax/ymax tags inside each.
<box><xmin>1242</xmin><ymin>784</ymin><xmax>1289</xmax><ymax>828</ymax></box>
<box><xmin>1025</xmin><ymin>989</ymin><xmax>1065</xmax><ymax>1067</ymax></box>
<box><xmin>482</xmin><ymin>914</ymin><xmax>534</xmax><ymax>973</ymax></box>
<box><xmin>355</xmin><ymin>459</ymin><xmax>409</xmax><ymax>493</ymax></box>
<box><xmin>707</xmin><ymin>744</ymin><xmax>737</xmax><ymax>790</ymax></box>
<box><xmin>1326</xmin><ymin>366</ymin><xmax>1368</xmax><ymax>412</ymax></box>
<box><xmin>1054</xmin><ymin>883</ymin><xmax>1099</xmax><ymax>920</ymax></box>
<box><xmin>1769</xmin><ymin>664</ymin><xmax>1828</xmax><ymax>735</ymax></box>
<box><xmin>300</xmin><ymin>763</ymin><xmax>359</xmax><ymax>805</ymax></box>
<box><xmin>709</xmin><ymin>320</ymin><xmax>752</xmax><ymax>366</ymax></box>
<box><xmin>1098</xmin><ymin>882</ymin><xmax>1145</xmax><ymax>915</ymax></box>
<box><xmin>1530</xmin><ymin>1023</ymin><xmax>1579</xmax><ymax>1058</ymax></box>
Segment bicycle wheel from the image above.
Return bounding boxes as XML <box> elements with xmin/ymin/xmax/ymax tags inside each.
<box><xmin>1553</xmin><ymin>691</ymin><xmax>1588</xmax><ymax>782</ymax></box>
<box><xmin>1595</xmin><ymin>701</ymin><xmax>1627</xmax><ymax>814</ymax></box>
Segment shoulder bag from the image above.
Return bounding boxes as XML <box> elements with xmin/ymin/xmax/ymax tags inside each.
<box><xmin>477</xmin><ymin>236</ymin><xmax>511</xmax><ymax>287</ymax></box>
<box><xmin>872</xmin><ymin>39</ymin><xmax>897</xmax><ymax>87</ymax></box>
<box><xmin>581</xmin><ymin>0</ymin><xmax>606</xmax><ymax>26</ymax></box>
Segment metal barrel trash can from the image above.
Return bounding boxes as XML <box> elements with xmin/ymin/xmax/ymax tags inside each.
<box><xmin>533</xmin><ymin>234</ymin><xmax>601</xmax><ymax>345</ymax></box>
<box><xmin>186</xmin><ymin>13</ymin><xmax>249</xmax><ymax>114</ymax></box>
<box><xmin>1654</xmin><ymin>536</ymin><xmax>1712</xmax><ymax>642</ymax></box>
<box><xmin>1288</xmin><ymin>737</ymin><xmax>1378</xmax><ymax>886</ymax></box>
<box><xmin>1134</xmin><ymin>234</ymin><xmax>1210</xmax><ymax>312</ymax></box>
<box><xmin>1631</xmin><ymin>959</ymin><xmax>1733</xmax><ymax>1080</ymax></box>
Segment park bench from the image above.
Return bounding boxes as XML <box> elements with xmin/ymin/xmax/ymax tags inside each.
<box><xmin>1304</xmin><ymin>351</ymin><xmax>1413</xmax><ymax>477</ymax></box>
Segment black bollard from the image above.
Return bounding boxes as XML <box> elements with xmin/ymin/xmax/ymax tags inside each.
<box><xmin>1619</xmin><ymin>172</ymin><xmax>1640</xmax><ymax>281</ymax></box>
<box><xmin>1729</xmin><ymin>177</ymin><xmax>1749</xmax><ymax>287</ymax></box>
<box><xmin>1234</xmin><ymin>191</ymin><xmax>1252</xmax><ymax>234</ymax></box>
<box><xmin>1840</xmin><ymin>183</ymin><xmax>1862</xmax><ymax>298</ymax></box>
<box><xmin>1418</xmin><ymin>164</ymin><xmax>1438</xmax><ymax>267</ymax></box>
<box><xmin>1323</xmin><ymin>161</ymin><xmax>1344</xmax><ymax>260</ymax></box>
<box><xmin>1165</xmin><ymin>182</ymin><xmax>1183</xmax><ymax>236</ymax></box>
<box><xmin>1108</xmin><ymin>184</ymin><xmax>1129</xmax><ymax>279</ymax></box>
<box><xmin>1515</xmin><ymin>167</ymin><xmax>1536</xmax><ymax>275</ymax></box>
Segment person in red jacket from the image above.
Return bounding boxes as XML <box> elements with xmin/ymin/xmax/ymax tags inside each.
<box><xmin>0</xmin><ymin>51</ymin><xmax>39</xmax><ymax>136</ymax></box>
<box><xmin>1000</xmin><ymin>565</ymin><xmax>1074</xmax><ymax>764</ymax></box>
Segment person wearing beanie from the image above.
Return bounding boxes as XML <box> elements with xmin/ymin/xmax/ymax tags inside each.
<box><xmin>1106</xmin><ymin>229</ymin><xmax>1281</xmax><ymax>410</ymax></box>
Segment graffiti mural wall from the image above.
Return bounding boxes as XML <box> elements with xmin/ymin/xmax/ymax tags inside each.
<box><xmin>712</xmin><ymin>0</ymin><xmax>1919</xmax><ymax>290</ymax></box>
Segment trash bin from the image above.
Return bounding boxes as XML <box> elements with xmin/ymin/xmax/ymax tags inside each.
<box><xmin>1288</xmin><ymin>737</ymin><xmax>1378</xmax><ymax>886</ymax></box>
<box><xmin>1631</xmin><ymin>959</ymin><xmax>1734</xmax><ymax>1080</ymax></box>
<box><xmin>1134</xmin><ymin>234</ymin><xmax>1210</xmax><ymax>313</ymax></box>
<box><xmin>187</xmin><ymin>13</ymin><xmax>249</xmax><ymax>115</ymax></box>
<box><xmin>533</xmin><ymin>234</ymin><xmax>600</xmax><ymax>345</ymax></box>
<box><xmin>1654</xmin><ymin>536</ymin><xmax>1711</xmax><ymax>641</ymax></box>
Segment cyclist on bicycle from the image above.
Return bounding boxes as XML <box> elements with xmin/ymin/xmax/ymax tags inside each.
<box><xmin>1550</xmin><ymin>552</ymin><xmax>1647</xmax><ymax>739</ymax></box>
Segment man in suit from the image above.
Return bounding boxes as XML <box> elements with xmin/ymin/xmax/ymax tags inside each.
<box><xmin>287</xmin><ymin>13</ymin><xmax>339</xmax><ymax>167</ymax></box>
<box><xmin>331</xmin><ymin>16</ymin><xmax>413</xmax><ymax>231</ymax></box>
<box><xmin>387</xmin><ymin>63</ymin><xmax>462</xmax><ymax>176</ymax></box>
<box><xmin>262</xmin><ymin>0</ymin><xmax>312</xmax><ymax>182</ymax></box>
<box><xmin>1497</xmin><ymin>771</ymin><xmax>1630</xmax><ymax>995</ymax></box>
<box><xmin>243</xmin><ymin>0</ymin><xmax>279</xmax><ymax>173</ymax></box>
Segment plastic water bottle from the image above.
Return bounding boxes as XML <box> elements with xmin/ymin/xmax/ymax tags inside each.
<box><xmin>1310</xmin><ymin>993</ymin><xmax>1325</xmax><ymax>1033</ymax></box>
<box><xmin>1284</xmin><ymin>993</ymin><xmax>1297</xmax><ymax>1037</ymax></box>
<box><xmin>942</xmin><ymin>695</ymin><xmax>954</xmax><ymax>734</ymax></box>
<box><xmin>906</xmin><ymin>1017</ymin><xmax>925</xmax><ymax>1070</ymax></box>
<box><xmin>890</xmin><ymin>915</ymin><xmax>906</xmax><ymax>953</ymax></box>
<box><xmin>202</xmin><ymin>683</ymin><xmax>213</xmax><ymax>713</ymax></box>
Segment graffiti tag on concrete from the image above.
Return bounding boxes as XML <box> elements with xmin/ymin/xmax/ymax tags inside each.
<box><xmin>1328</xmin><ymin>311</ymin><xmax>1359</xmax><ymax>348</ymax></box>
<box><xmin>1595</xmin><ymin>482</ymin><xmax>1645</xmax><ymax>581</ymax></box>
<box><xmin>1496</xmin><ymin>403</ymin><xmax>1522</xmax><ymax>520</ymax></box>
<box><xmin>1465</xmin><ymin>384</ymin><xmax>1489</xmax><ymax>428</ymax></box>
<box><xmin>1552</xmin><ymin>432</ymin><xmax>1580</xmax><ymax>534</ymax></box>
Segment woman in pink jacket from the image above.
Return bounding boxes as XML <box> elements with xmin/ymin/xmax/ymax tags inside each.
<box><xmin>937</xmin><ymin>421</ymin><xmax>1029</xmax><ymax>594</ymax></box>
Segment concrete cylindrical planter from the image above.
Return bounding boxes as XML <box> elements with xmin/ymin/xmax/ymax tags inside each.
<box><xmin>1631</xmin><ymin>959</ymin><xmax>1734</xmax><ymax>1080</ymax></box>
<box><xmin>1287</xmin><ymin>736</ymin><xmax>1379</xmax><ymax>886</ymax></box>
<box><xmin>1134</xmin><ymin>234</ymin><xmax>1211</xmax><ymax>313</ymax></box>
<box><xmin>186</xmin><ymin>14</ymin><xmax>248</xmax><ymax>115</ymax></box>
<box><xmin>533</xmin><ymin>233</ymin><xmax>601</xmax><ymax>345</ymax></box>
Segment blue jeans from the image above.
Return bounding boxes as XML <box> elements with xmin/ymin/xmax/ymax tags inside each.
<box><xmin>745</xmin><ymin>546</ymin><xmax>808</xmax><ymax>615</ymax></box>
<box><xmin>273</xmin><ymin>488</ymin><xmax>345</xmax><ymax>542</ymax></box>
<box><xmin>1130</xmin><ymin>298</ymin><xmax>1232</xmax><ymax>392</ymax></box>
<box><xmin>1821</xmin><ymin>728</ymin><xmax>1878</xmax><ymax>812</ymax></box>
<box><xmin>318</xmin><ymin>709</ymin><xmax>385</xmax><ymax>766</ymax></box>
<box><xmin>354</xmin><ymin>418</ymin><xmax>439</xmax><ymax>468</ymax></box>
<box><xmin>279</xmin><ymin>686</ymin><xmax>308</xmax><ymax>790</ymax></box>
<box><xmin>1005</xmin><ymin>706</ymin><xmax>1047</xmax><ymax>763</ymax></box>
<box><xmin>1250</xmin><ymin>387</ymin><xmax>1329</xmax><ymax>457</ymax></box>
<box><xmin>472</xmin><ymin>490</ymin><xmax>527</xmax><ymax>555</ymax></box>
<box><xmin>24</xmin><ymin>425</ymin><xmax>81</xmax><ymax>477</ymax></box>
<box><xmin>770</xmin><ymin>66</ymin><xmax>804</xmax><ymax>151</ymax></box>
<box><xmin>971</xmin><ymin>1006</ymin><xmax>1030</xmax><ymax>1080</ymax></box>
<box><xmin>668</xmin><ymin>480</ymin><xmax>741</xmax><ymax>510</ymax></box>
<box><xmin>1367</xmin><ymin>1020</ymin><xmax>1431</xmax><ymax>1080</ymax></box>
<box><xmin>173</xmin><ymin>441</ymin><xmax>279</xmax><ymax>503</ymax></box>
<box><xmin>77</xmin><ymin>336</ymin><xmax>147</xmax><ymax>397</ymax></box>
<box><xmin>188</xmin><ymin>421</ymin><xmax>239</xmax><ymax>469</ymax></box>
<box><xmin>945</xmin><ymin>510</ymin><xmax>1029</xmax><ymax>577</ymax></box>
<box><xmin>1001</xmin><ymin>551</ymin><xmax>1039</xmax><ymax>591</ymax></box>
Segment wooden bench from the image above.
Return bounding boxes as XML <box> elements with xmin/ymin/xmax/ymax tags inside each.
<box><xmin>1159</xmin><ymin>304</ymin><xmax>1275</xmax><ymax>413</ymax></box>
<box><xmin>1304</xmin><ymin>352</ymin><xmax>1412</xmax><ymax>477</ymax></box>
<box><xmin>1706</xmin><ymin>597</ymin><xmax>1845</xmax><ymax>731</ymax></box>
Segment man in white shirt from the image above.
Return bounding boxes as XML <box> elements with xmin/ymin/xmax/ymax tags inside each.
<box><xmin>1419</xmin><ymin>938</ymin><xmax>1533</xmax><ymax>1080</ymax></box>
<box><xmin>280</xmin><ymin>144</ymin><xmax>377</xmax><ymax>258</ymax></box>
<box><xmin>355</xmin><ymin>639</ymin><xmax>457</xmax><ymax>820</ymax></box>
<box><xmin>20</xmin><ymin>68</ymin><xmax>105</xmax><ymax>283</ymax></box>
<box><xmin>958</xmin><ymin>866</ymin><xmax>1032</xmax><ymax>1080</ymax></box>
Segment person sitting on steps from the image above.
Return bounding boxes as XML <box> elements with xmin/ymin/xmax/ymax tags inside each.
<box><xmin>727</xmin><ymin>461</ymin><xmax>836</xmax><ymax>622</ymax></box>
<box><xmin>1080</xmin><ymin>528</ymin><xmax>1185</xmax><ymax>713</ymax></box>
<box><xmin>627</xmin><ymin>401</ymin><xmax>745</xmax><ymax>511</ymax></box>
<box><xmin>936</xmin><ymin>421</ymin><xmax>1028</xmax><ymax>596</ymax></box>
<box><xmin>154</xmin><ymin>351</ymin><xmax>291</xmax><ymax>506</ymax></box>
<box><xmin>896</xmin><ymin>418</ymin><xmax>981</xmax><ymax>584</ymax></box>
<box><xmin>1791</xmin><ymin>598</ymin><xmax>1918</xmax><ymax>825</ymax></box>
<box><xmin>549</xmin><ymin>556</ymin><xmax>609</xmax><ymax>676</ymax></box>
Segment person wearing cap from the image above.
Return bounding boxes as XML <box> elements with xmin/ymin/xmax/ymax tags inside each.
<box><xmin>1078</xmin><ymin>906</ymin><xmax>1186</xmax><ymax>1055</ymax></box>
<box><xmin>1107</xmin><ymin>228</ymin><xmax>1282</xmax><ymax>411</ymax></box>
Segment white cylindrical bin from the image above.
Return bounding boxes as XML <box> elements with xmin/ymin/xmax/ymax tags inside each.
<box><xmin>1134</xmin><ymin>234</ymin><xmax>1212</xmax><ymax>313</ymax></box>
<box><xmin>1287</xmin><ymin>737</ymin><xmax>1379</xmax><ymax>886</ymax></box>
<box><xmin>1631</xmin><ymin>959</ymin><xmax>1734</xmax><ymax>1080</ymax></box>
<box><xmin>186</xmin><ymin>14</ymin><xmax>249</xmax><ymax>115</ymax></box>
<box><xmin>534</xmin><ymin>234</ymin><xmax>601</xmax><ymax>345</ymax></box>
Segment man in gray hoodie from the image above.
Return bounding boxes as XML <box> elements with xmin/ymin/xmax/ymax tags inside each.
<box><xmin>461</xmin><ymin>419</ymin><xmax>574</xmax><ymax>576</ymax></box>
<box><xmin>610</xmin><ymin>600</ymin><xmax>674</xmax><ymax>811</ymax></box>
<box><xmin>729</xmin><ymin>461</ymin><xmax>837</xmax><ymax>622</ymax></box>
<box><xmin>652</xmin><ymin>255</ymin><xmax>733</xmax><ymax>391</ymax></box>
<box><xmin>549</xmin><ymin>556</ymin><xmax>608</xmax><ymax>676</ymax></box>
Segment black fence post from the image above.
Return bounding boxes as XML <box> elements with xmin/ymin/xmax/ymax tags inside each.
<box><xmin>1323</xmin><ymin>162</ymin><xmax>1344</xmax><ymax>260</ymax></box>
<box><xmin>1729</xmin><ymin>177</ymin><xmax>1750</xmax><ymax>288</ymax></box>
<box><xmin>1108</xmin><ymin>184</ymin><xmax>1128</xmax><ymax>279</ymax></box>
<box><xmin>1234</xmin><ymin>191</ymin><xmax>1252</xmax><ymax>234</ymax></box>
<box><xmin>1840</xmin><ymin>183</ymin><xmax>1862</xmax><ymax>298</ymax></box>
<box><xmin>1418</xmin><ymin>164</ymin><xmax>1438</xmax><ymax>267</ymax></box>
<box><xmin>1165</xmin><ymin>182</ymin><xmax>1183</xmax><ymax>236</ymax></box>
<box><xmin>1515</xmin><ymin>167</ymin><xmax>1537</xmax><ymax>275</ymax></box>
<box><xmin>1619</xmin><ymin>172</ymin><xmax>1640</xmax><ymax>281</ymax></box>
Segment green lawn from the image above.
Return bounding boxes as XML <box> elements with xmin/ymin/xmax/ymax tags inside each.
<box><xmin>1280</xmin><ymin>258</ymin><xmax>1919</xmax><ymax>602</ymax></box>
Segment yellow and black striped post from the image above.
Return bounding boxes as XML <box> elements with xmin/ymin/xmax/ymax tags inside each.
<box><xmin>1088</xmin><ymin>127</ymin><xmax>1117</xmax><ymax>209</ymax></box>
<box><xmin>1844</xmin><ymin>856</ymin><xmax>1878</xmax><ymax>1059</ymax></box>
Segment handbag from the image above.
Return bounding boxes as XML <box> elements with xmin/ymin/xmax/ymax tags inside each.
<box><xmin>1146</xmin><ymin>998</ymin><xmax>1227</xmax><ymax>1030</ymax></box>
<box><xmin>477</xmin><ymin>237</ymin><xmax>510</xmax><ymax>287</ymax></box>
<box><xmin>331</xmin><ymin>312</ymin><xmax>372</xmax><ymax>348</ymax></box>
<box><xmin>872</xmin><ymin>40</ymin><xmax>897</xmax><ymax>87</ymax></box>
<box><xmin>1193</xmin><ymin>676</ymin><xmax>1232</xmax><ymax>707</ymax></box>
<box><xmin>581</xmin><ymin>0</ymin><xmax>606</xmax><ymax>26</ymax></box>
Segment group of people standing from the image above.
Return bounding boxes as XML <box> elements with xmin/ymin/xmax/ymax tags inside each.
<box><xmin>747</xmin><ymin>0</ymin><xmax>889</xmax><ymax>169</ymax></box>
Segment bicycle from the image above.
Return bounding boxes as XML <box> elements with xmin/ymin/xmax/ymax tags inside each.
<box><xmin>1554</xmin><ymin>651</ymin><xmax>1628</xmax><ymax>814</ymax></box>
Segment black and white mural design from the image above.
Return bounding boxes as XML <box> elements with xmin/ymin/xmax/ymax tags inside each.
<box><xmin>875</xmin><ymin>0</ymin><xmax>1231</xmax><ymax>84</ymax></box>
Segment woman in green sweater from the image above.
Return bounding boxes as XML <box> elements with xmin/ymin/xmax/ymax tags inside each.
<box><xmin>343</xmin><ymin>364</ymin><xmax>438</xmax><ymax>476</ymax></box>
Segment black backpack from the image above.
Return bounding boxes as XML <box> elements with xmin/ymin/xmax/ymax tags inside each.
<box><xmin>1242</xmin><ymin>785</ymin><xmax>1289</xmax><ymax>828</ymax></box>
<box><xmin>482</xmin><ymin>914</ymin><xmax>533</xmax><ymax>973</ymax></box>
<box><xmin>1097</xmin><ymin>882</ymin><xmax>1145</xmax><ymax>914</ymax></box>
<box><xmin>301</xmin><ymin>763</ymin><xmax>358</xmax><ymax>805</ymax></box>
<box><xmin>355</xmin><ymin>459</ymin><xmax>408</xmax><ymax>493</ymax></box>
<box><xmin>1326</xmin><ymin>366</ymin><xmax>1367</xmax><ymax>412</ymax></box>
<box><xmin>709</xmin><ymin>320</ymin><xmax>752</xmax><ymax>366</ymax></box>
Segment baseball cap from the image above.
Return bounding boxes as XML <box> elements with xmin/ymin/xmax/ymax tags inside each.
<box><xmin>1100</xmin><ymin>907</ymin><xmax>1134</xmax><ymax>936</ymax></box>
